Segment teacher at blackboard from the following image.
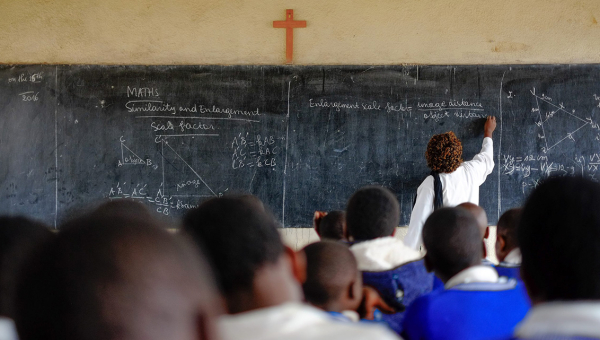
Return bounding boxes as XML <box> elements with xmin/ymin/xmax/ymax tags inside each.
<box><xmin>404</xmin><ymin>116</ymin><xmax>497</xmax><ymax>250</ymax></box>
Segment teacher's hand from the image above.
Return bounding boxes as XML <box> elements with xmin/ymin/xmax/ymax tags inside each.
<box><xmin>484</xmin><ymin>116</ymin><xmax>496</xmax><ymax>138</ymax></box>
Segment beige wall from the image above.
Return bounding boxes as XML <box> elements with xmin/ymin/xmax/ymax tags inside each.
<box><xmin>1</xmin><ymin>0</ymin><xmax>599</xmax><ymax>65</ymax></box>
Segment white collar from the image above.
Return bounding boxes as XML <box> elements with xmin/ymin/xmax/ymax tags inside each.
<box><xmin>445</xmin><ymin>265</ymin><xmax>499</xmax><ymax>289</ymax></box>
<box><xmin>0</xmin><ymin>317</ymin><xmax>18</xmax><ymax>340</ymax></box>
<box><xmin>503</xmin><ymin>248</ymin><xmax>522</xmax><ymax>265</ymax></box>
<box><xmin>218</xmin><ymin>302</ymin><xmax>399</xmax><ymax>340</ymax></box>
<box><xmin>516</xmin><ymin>301</ymin><xmax>600</xmax><ymax>339</ymax></box>
<box><xmin>349</xmin><ymin>236</ymin><xmax>422</xmax><ymax>271</ymax></box>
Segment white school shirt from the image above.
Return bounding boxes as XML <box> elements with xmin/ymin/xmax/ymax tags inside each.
<box><xmin>0</xmin><ymin>317</ymin><xmax>18</xmax><ymax>340</ymax></box>
<box><xmin>404</xmin><ymin>137</ymin><xmax>495</xmax><ymax>250</ymax></box>
<box><xmin>349</xmin><ymin>236</ymin><xmax>422</xmax><ymax>271</ymax></box>
<box><xmin>515</xmin><ymin>302</ymin><xmax>600</xmax><ymax>339</ymax></box>
<box><xmin>444</xmin><ymin>265</ymin><xmax>499</xmax><ymax>290</ymax></box>
<box><xmin>219</xmin><ymin>302</ymin><xmax>401</xmax><ymax>340</ymax></box>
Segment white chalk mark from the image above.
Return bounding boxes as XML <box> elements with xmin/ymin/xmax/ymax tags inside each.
<box><xmin>136</xmin><ymin>116</ymin><xmax>259</xmax><ymax>123</ymax></box>
<box><xmin>282</xmin><ymin>81</ymin><xmax>291</xmax><ymax>227</ymax></box>
<box><xmin>121</xmin><ymin>143</ymin><xmax>145</xmax><ymax>162</ymax></box>
<box><xmin>545</xmin><ymin>122</ymin><xmax>589</xmax><ymax>151</ymax></box>
<box><xmin>54</xmin><ymin>66</ymin><xmax>58</xmax><ymax>229</ymax></box>
<box><xmin>417</xmin><ymin>108</ymin><xmax>484</xmax><ymax>111</ymax></box>
<box><xmin>163</xmin><ymin>141</ymin><xmax>217</xmax><ymax>197</ymax></box>
<box><xmin>157</xmin><ymin>134</ymin><xmax>219</xmax><ymax>137</ymax></box>
<box><xmin>498</xmin><ymin>71</ymin><xmax>505</xmax><ymax>221</ymax></box>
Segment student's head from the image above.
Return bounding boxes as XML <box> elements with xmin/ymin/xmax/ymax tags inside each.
<box><xmin>91</xmin><ymin>199</ymin><xmax>154</xmax><ymax>220</ymax></box>
<box><xmin>302</xmin><ymin>241</ymin><xmax>362</xmax><ymax>313</ymax></box>
<box><xmin>183</xmin><ymin>195</ymin><xmax>304</xmax><ymax>314</ymax></box>
<box><xmin>15</xmin><ymin>213</ymin><xmax>221</xmax><ymax>340</ymax></box>
<box><xmin>426</xmin><ymin>132</ymin><xmax>463</xmax><ymax>173</ymax></box>
<box><xmin>315</xmin><ymin>211</ymin><xmax>347</xmax><ymax>241</ymax></box>
<box><xmin>519</xmin><ymin>177</ymin><xmax>600</xmax><ymax>304</ymax></box>
<box><xmin>457</xmin><ymin>202</ymin><xmax>489</xmax><ymax>258</ymax></box>
<box><xmin>346</xmin><ymin>186</ymin><xmax>399</xmax><ymax>241</ymax></box>
<box><xmin>0</xmin><ymin>216</ymin><xmax>53</xmax><ymax>319</ymax></box>
<box><xmin>495</xmin><ymin>208</ymin><xmax>522</xmax><ymax>263</ymax></box>
<box><xmin>422</xmin><ymin>207</ymin><xmax>482</xmax><ymax>282</ymax></box>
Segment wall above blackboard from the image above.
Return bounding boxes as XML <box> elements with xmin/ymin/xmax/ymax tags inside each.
<box><xmin>2</xmin><ymin>65</ymin><xmax>600</xmax><ymax>227</ymax></box>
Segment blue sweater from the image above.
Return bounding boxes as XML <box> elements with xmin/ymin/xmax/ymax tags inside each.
<box><xmin>402</xmin><ymin>280</ymin><xmax>530</xmax><ymax>340</ymax></box>
<box><xmin>362</xmin><ymin>259</ymin><xmax>434</xmax><ymax>335</ymax></box>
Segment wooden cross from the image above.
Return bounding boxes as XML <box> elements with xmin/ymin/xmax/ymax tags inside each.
<box><xmin>273</xmin><ymin>9</ymin><xmax>306</xmax><ymax>64</ymax></box>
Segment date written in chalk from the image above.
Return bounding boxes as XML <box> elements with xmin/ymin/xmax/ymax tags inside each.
<box><xmin>18</xmin><ymin>92</ymin><xmax>39</xmax><ymax>102</ymax></box>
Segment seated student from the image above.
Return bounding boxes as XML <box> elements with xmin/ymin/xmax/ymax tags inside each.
<box><xmin>313</xmin><ymin>211</ymin><xmax>348</xmax><ymax>242</ymax></box>
<box><xmin>14</xmin><ymin>205</ymin><xmax>222</xmax><ymax>340</ymax></box>
<box><xmin>302</xmin><ymin>241</ymin><xmax>394</xmax><ymax>323</ymax></box>
<box><xmin>183</xmin><ymin>196</ymin><xmax>400</xmax><ymax>340</ymax></box>
<box><xmin>457</xmin><ymin>202</ymin><xmax>493</xmax><ymax>265</ymax></box>
<box><xmin>495</xmin><ymin>208</ymin><xmax>522</xmax><ymax>280</ymax></box>
<box><xmin>511</xmin><ymin>177</ymin><xmax>600</xmax><ymax>340</ymax></box>
<box><xmin>347</xmin><ymin>186</ymin><xmax>432</xmax><ymax>334</ymax></box>
<box><xmin>0</xmin><ymin>216</ymin><xmax>53</xmax><ymax>340</ymax></box>
<box><xmin>431</xmin><ymin>202</ymin><xmax>493</xmax><ymax>291</ymax></box>
<box><xmin>402</xmin><ymin>207</ymin><xmax>530</xmax><ymax>340</ymax></box>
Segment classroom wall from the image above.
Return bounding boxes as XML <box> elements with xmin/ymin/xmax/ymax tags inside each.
<box><xmin>0</xmin><ymin>1</ymin><xmax>587</xmax><ymax>257</ymax></box>
<box><xmin>1</xmin><ymin>0</ymin><xmax>599</xmax><ymax>65</ymax></box>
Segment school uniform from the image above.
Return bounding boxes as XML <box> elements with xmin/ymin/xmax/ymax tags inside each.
<box><xmin>511</xmin><ymin>302</ymin><xmax>600</xmax><ymax>340</ymax></box>
<box><xmin>0</xmin><ymin>317</ymin><xmax>18</xmax><ymax>340</ymax></box>
<box><xmin>350</xmin><ymin>236</ymin><xmax>433</xmax><ymax>334</ymax></box>
<box><xmin>219</xmin><ymin>302</ymin><xmax>401</xmax><ymax>340</ymax></box>
<box><xmin>402</xmin><ymin>265</ymin><xmax>530</xmax><ymax>340</ymax></box>
<box><xmin>433</xmin><ymin>258</ymin><xmax>496</xmax><ymax>291</ymax></box>
<box><xmin>496</xmin><ymin>248</ymin><xmax>522</xmax><ymax>280</ymax></box>
<box><xmin>405</xmin><ymin>137</ymin><xmax>495</xmax><ymax>250</ymax></box>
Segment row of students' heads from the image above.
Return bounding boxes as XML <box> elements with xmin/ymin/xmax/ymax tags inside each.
<box><xmin>422</xmin><ymin>176</ymin><xmax>600</xmax><ymax>304</ymax></box>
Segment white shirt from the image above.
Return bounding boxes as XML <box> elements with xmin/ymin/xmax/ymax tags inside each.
<box><xmin>219</xmin><ymin>302</ymin><xmax>401</xmax><ymax>340</ymax></box>
<box><xmin>444</xmin><ymin>265</ymin><xmax>499</xmax><ymax>289</ymax></box>
<box><xmin>515</xmin><ymin>302</ymin><xmax>600</xmax><ymax>339</ymax></box>
<box><xmin>349</xmin><ymin>236</ymin><xmax>422</xmax><ymax>271</ymax></box>
<box><xmin>0</xmin><ymin>317</ymin><xmax>18</xmax><ymax>340</ymax></box>
<box><xmin>502</xmin><ymin>248</ymin><xmax>522</xmax><ymax>266</ymax></box>
<box><xmin>404</xmin><ymin>137</ymin><xmax>495</xmax><ymax>250</ymax></box>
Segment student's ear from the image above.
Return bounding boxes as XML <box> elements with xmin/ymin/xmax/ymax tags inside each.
<box><xmin>284</xmin><ymin>246</ymin><xmax>307</xmax><ymax>284</ymax></box>
<box><xmin>423</xmin><ymin>254</ymin><xmax>434</xmax><ymax>273</ymax></box>
<box><xmin>391</xmin><ymin>227</ymin><xmax>397</xmax><ymax>237</ymax></box>
<box><xmin>484</xmin><ymin>226</ymin><xmax>490</xmax><ymax>239</ymax></box>
<box><xmin>313</xmin><ymin>211</ymin><xmax>327</xmax><ymax>237</ymax></box>
<box><xmin>482</xmin><ymin>241</ymin><xmax>488</xmax><ymax>259</ymax></box>
<box><xmin>495</xmin><ymin>234</ymin><xmax>507</xmax><ymax>262</ymax></box>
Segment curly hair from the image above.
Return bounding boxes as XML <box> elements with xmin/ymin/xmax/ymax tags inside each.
<box><xmin>426</xmin><ymin>131</ymin><xmax>463</xmax><ymax>173</ymax></box>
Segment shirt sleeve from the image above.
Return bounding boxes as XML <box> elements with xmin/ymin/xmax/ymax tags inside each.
<box><xmin>404</xmin><ymin>177</ymin><xmax>434</xmax><ymax>250</ymax></box>
<box><xmin>461</xmin><ymin>137</ymin><xmax>495</xmax><ymax>187</ymax></box>
<box><xmin>401</xmin><ymin>297</ymin><xmax>427</xmax><ymax>340</ymax></box>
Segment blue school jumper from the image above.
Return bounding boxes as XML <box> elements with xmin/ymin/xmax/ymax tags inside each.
<box><xmin>510</xmin><ymin>337</ymin><xmax>600</xmax><ymax>340</ymax></box>
<box><xmin>496</xmin><ymin>262</ymin><xmax>521</xmax><ymax>280</ymax></box>
<box><xmin>402</xmin><ymin>280</ymin><xmax>530</xmax><ymax>340</ymax></box>
<box><xmin>362</xmin><ymin>259</ymin><xmax>433</xmax><ymax>335</ymax></box>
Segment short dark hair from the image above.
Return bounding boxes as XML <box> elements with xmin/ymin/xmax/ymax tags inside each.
<box><xmin>497</xmin><ymin>208</ymin><xmax>522</xmax><ymax>250</ymax></box>
<box><xmin>426</xmin><ymin>132</ymin><xmax>463</xmax><ymax>173</ymax></box>
<box><xmin>318</xmin><ymin>211</ymin><xmax>346</xmax><ymax>241</ymax></box>
<box><xmin>183</xmin><ymin>195</ymin><xmax>284</xmax><ymax>296</ymax></box>
<box><xmin>423</xmin><ymin>207</ymin><xmax>482</xmax><ymax>279</ymax></box>
<box><xmin>519</xmin><ymin>176</ymin><xmax>600</xmax><ymax>301</ymax></box>
<box><xmin>346</xmin><ymin>186</ymin><xmax>399</xmax><ymax>240</ymax></box>
<box><xmin>15</xmin><ymin>213</ymin><xmax>214</xmax><ymax>340</ymax></box>
<box><xmin>0</xmin><ymin>217</ymin><xmax>53</xmax><ymax>318</ymax></box>
<box><xmin>302</xmin><ymin>241</ymin><xmax>357</xmax><ymax>307</ymax></box>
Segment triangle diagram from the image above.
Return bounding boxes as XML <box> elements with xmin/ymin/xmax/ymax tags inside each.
<box><xmin>533</xmin><ymin>93</ymin><xmax>589</xmax><ymax>152</ymax></box>
<box><xmin>159</xmin><ymin>140</ymin><xmax>217</xmax><ymax>198</ymax></box>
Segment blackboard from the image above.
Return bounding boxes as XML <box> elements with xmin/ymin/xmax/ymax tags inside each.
<box><xmin>2</xmin><ymin>64</ymin><xmax>600</xmax><ymax>227</ymax></box>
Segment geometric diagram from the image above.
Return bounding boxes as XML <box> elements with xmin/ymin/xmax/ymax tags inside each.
<box><xmin>159</xmin><ymin>138</ymin><xmax>218</xmax><ymax>198</ymax></box>
<box><xmin>531</xmin><ymin>88</ymin><xmax>590</xmax><ymax>153</ymax></box>
<box><xmin>118</xmin><ymin>136</ymin><xmax>156</xmax><ymax>168</ymax></box>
